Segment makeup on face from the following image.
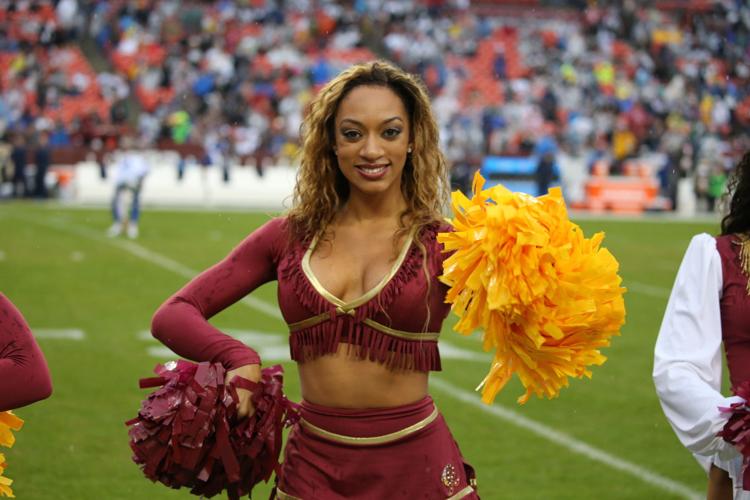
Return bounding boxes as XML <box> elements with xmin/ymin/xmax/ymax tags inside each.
<box><xmin>333</xmin><ymin>85</ymin><xmax>411</xmax><ymax>196</ymax></box>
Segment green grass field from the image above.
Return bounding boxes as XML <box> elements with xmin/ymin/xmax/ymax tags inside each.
<box><xmin>0</xmin><ymin>203</ymin><xmax>722</xmax><ymax>499</ymax></box>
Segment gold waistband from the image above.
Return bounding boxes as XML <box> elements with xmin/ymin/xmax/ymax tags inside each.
<box><xmin>288</xmin><ymin>308</ymin><xmax>440</xmax><ymax>341</ymax></box>
<box><xmin>299</xmin><ymin>405</ymin><xmax>439</xmax><ymax>446</ymax></box>
<box><xmin>276</xmin><ymin>483</ymin><xmax>474</xmax><ymax>500</ymax></box>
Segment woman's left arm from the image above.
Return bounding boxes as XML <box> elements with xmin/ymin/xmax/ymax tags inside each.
<box><xmin>0</xmin><ymin>293</ymin><xmax>53</xmax><ymax>412</ymax></box>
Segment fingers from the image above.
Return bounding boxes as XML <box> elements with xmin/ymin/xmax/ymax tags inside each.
<box><xmin>235</xmin><ymin>388</ymin><xmax>255</xmax><ymax>418</ymax></box>
<box><xmin>225</xmin><ymin>364</ymin><xmax>262</xmax><ymax>419</ymax></box>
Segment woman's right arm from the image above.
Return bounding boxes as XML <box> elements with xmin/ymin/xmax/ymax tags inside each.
<box><xmin>151</xmin><ymin>217</ymin><xmax>286</xmax><ymax>369</ymax></box>
<box><xmin>653</xmin><ymin>233</ymin><xmax>742</xmax><ymax>461</ymax></box>
<box><xmin>0</xmin><ymin>293</ymin><xmax>53</xmax><ymax>412</ymax></box>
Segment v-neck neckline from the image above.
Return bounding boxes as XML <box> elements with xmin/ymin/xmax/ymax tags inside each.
<box><xmin>301</xmin><ymin>226</ymin><xmax>417</xmax><ymax>310</ymax></box>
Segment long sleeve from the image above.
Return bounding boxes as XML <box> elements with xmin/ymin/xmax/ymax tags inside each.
<box><xmin>151</xmin><ymin>217</ymin><xmax>286</xmax><ymax>369</ymax></box>
<box><xmin>0</xmin><ymin>294</ymin><xmax>53</xmax><ymax>412</ymax></box>
<box><xmin>653</xmin><ymin>233</ymin><xmax>742</xmax><ymax>461</ymax></box>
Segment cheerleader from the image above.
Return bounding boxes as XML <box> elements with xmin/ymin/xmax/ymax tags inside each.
<box><xmin>0</xmin><ymin>293</ymin><xmax>52</xmax><ymax>411</ymax></box>
<box><xmin>151</xmin><ymin>61</ymin><xmax>478</xmax><ymax>499</ymax></box>
<box><xmin>0</xmin><ymin>292</ymin><xmax>53</xmax><ymax>497</ymax></box>
<box><xmin>654</xmin><ymin>151</ymin><xmax>750</xmax><ymax>500</ymax></box>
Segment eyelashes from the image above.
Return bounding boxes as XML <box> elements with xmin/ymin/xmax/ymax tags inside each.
<box><xmin>340</xmin><ymin>128</ymin><xmax>403</xmax><ymax>141</ymax></box>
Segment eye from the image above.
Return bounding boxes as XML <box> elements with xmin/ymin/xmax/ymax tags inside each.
<box><xmin>342</xmin><ymin>129</ymin><xmax>361</xmax><ymax>140</ymax></box>
<box><xmin>383</xmin><ymin>128</ymin><xmax>402</xmax><ymax>139</ymax></box>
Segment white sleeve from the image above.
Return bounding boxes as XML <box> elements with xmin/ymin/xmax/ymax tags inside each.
<box><xmin>653</xmin><ymin>233</ymin><xmax>744</xmax><ymax>460</ymax></box>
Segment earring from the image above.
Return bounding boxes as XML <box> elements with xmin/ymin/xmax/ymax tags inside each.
<box><xmin>407</xmin><ymin>147</ymin><xmax>413</xmax><ymax>154</ymax></box>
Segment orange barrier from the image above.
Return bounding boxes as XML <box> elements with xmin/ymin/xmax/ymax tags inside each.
<box><xmin>582</xmin><ymin>176</ymin><xmax>660</xmax><ymax>214</ymax></box>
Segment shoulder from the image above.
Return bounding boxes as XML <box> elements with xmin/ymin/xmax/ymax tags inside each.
<box><xmin>0</xmin><ymin>292</ymin><xmax>20</xmax><ymax>315</ymax></box>
<box><xmin>680</xmin><ymin>233</ymin><xmax>721</xmax><ymax>273</ymax></box>
<box><xmin>0</xmin><ymin>293</ymin><xmax>13</xmax><ymax>314</ymax></box>
<box><xmin>417</xmin><ymin>219</ymin><xmax>453</xmax><ymax>240</ymax></box>
<box><xmin>715</xmin><ymin>232</ymin><xmax>744</xmax><ymax>253</ymax></box>
<box><xmin>261</xmin><ymin>216</ymin><xmax>290</xmax><ymax>234</ymax></box>
<box><xmin>686</xmin><ymin>233</ymin><xmax>718</xmax><ymax>254</ymax></box>
<box><xmin>415</xmin><ymin>220</ymin><xmax>454</xmax><ymax>266</ymax></box>
<box><xmin>235</xmin><ymin>216</ymin><xmax>291</xmax><ymax>257</ymax></box>
<box><xmin>0</xmin><ymin>293</ymin><xmax>28</xmax><ymax>331</ymax></box>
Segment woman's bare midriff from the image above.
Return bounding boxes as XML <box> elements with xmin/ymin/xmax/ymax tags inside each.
<box><xmin>297</xmin><ymin>343</ymin><xmax>429</xmax><ymax>408</ymax></box>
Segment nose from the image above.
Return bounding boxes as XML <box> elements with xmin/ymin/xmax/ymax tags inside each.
<box><xmin>359</xmin><ymin>134</ymin><xmax>384</xmax><ymax>161</ymax></box>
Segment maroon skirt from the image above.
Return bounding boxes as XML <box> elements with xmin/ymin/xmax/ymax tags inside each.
<box><xmin>275</xmin><ymin>396</ymin><xmax>478</xmax><ymax>499</ymax></box>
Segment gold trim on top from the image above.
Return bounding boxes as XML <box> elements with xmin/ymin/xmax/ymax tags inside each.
<box><xmin>361</xmin><ymin>318</ymin><xmax>440</xmax><ymax>341</ymax></box>
<box><xmin>300</xmin><ymin>406</ymin><xmax>438</xmax><ymax>446</ymax></box>
<box><xmin>447</xmin><ymin>485</ymin><xmax>477</xmax><ymax>499</ymax></box>
<box><xmin>288</xmin><ymin>310</ymin><xmax>344</xmax><ymax>332</ymax></box>
<box><xmin>287</xmin><ymin>310</ymin><xmax>440</xmax><ymax>341</ymax></box>
<box><xmin>301</xmin><ymin>226</ymin><xmax>417</xmax><ymax>310</ymax></box>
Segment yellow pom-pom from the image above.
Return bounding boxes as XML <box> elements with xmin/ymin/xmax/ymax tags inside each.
<box><xmin>0</xmin><ymin>452</ymin><xmax>13</xmax><ymax>498</ymax></box>
<box><xmin>0</xmin><ymin>412</ymin><xmax>24</xmax><ymax>498</ymax></box>
<box><xmin>439</xmin><ymin>172</ymin><xmax>626</xmax><ymax>404</ymax></box>
<box><xmin>0</xmin><ymin>413</ymin><xmax>23</xmax><ymax>449</ymax></box>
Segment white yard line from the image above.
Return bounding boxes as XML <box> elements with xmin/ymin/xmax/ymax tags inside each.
<box><xmin>626</xmin><ymin>281</ymin><xmax>671</xmax><ymax>298</ymax></box>
<box><xmin>33</xmin><ymin>328</ymin><xmax>86</xmax><ymax>340</ymax></box>
<box><xmin>27</xmin><ymin>215</ymin><xmax>283</xmax><ymax>320</ymax></box>
<box><xmin>32</xmin><ymin>214</ymin><xmax>700</xmax><ymax>499</ymax></box>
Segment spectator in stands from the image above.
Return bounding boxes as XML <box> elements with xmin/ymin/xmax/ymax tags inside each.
<box><xmin>33</xmin><ymin>132</ymin><xmax>51</xmax><ymax>199</ymax></box>
<box><xmin>10</xmin><ymin>132</ymin><xmax>28</xmax><ymax>198</ymax></box>
<box><xmin>707</xmin><ymin>162</ymin><xmax>728</xmax><ymax>214</ymax></box>
<box><xmin>535</xmin><ymin>150</ymin><xmax>556</xmax><ymax>196</ymax></box>
<box><xmin>2</xmin><ymin>0</ymin><xmax>747</xmax><ymax>214</ymax></box>
<box><xmin>107</xmin><ymin>136</ymin><xmax>150</xmax><ymax>239</ymax></box>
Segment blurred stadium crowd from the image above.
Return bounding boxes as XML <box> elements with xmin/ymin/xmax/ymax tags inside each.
<box><xmin>0</xmin><ymin>0</ymin><xmax>748</xmax><ymax>210</ymax></box>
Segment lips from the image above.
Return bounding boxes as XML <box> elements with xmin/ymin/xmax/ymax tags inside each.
<box><xmin>355</xmin><ymin>163</ymin><xmax>389</xmax><ymax>180</ymax></box>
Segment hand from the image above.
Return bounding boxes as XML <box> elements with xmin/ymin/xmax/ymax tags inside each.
<box><xmin>225</xmin><ymin>364</ymin><xmax>262</xmax><ymax>418</ymax></box>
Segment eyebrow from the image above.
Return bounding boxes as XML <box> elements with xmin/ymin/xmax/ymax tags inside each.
<box><xmin>339</xmin><ymin>117</ymin><xmax>404</xmax><ymax>127</ymax></box>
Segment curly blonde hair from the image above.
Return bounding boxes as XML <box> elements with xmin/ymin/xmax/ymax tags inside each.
<box><xmin>287</xmin><ymin>60</ymin><xmax>449</xmax><ymax>243</ymax></box>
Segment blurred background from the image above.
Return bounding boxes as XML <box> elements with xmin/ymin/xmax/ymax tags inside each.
<box><xmin>1</xmin><ymin>1</ymin><xmax>749</xmax><ymax>499</ymax></box>
<box><xmin>1</xmin><ymin>0</ymin><xmax>748</xmax><ymax>214</ymax></box>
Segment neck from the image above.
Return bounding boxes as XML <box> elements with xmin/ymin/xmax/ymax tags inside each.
<box><xmin>339</xmin><ymin>188</ymin><xmax>408</xmax><ymax>226</ymax></box>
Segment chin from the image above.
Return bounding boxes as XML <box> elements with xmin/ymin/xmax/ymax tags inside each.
<box><xmin>351</xmin><ymin>179</ymin><xmax>397</xmax><ymax>196</ymax></box>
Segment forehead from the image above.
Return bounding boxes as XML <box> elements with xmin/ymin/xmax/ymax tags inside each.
<box><xmin>335</xmin><ymin>85</ymin><xmax>409</xmax><ymax>124</ymax></box>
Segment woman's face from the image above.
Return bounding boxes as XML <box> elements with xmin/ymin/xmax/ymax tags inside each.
<box><xmin>333</xmin><ymin>85</ymin><xmax>412</xmax><ymax>199</ymax></box>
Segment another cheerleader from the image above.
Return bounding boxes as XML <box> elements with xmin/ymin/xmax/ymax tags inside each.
<box><xmin>654</xmin><ymin>151</ymin><xmax>750</xmax><ymax>500</ymax></box>
<box><xmin>0</xmin><ymin>292</ymin><xmax>53</xmax><ymax>497</ymax></box>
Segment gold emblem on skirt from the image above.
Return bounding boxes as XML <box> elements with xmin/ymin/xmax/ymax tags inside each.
<box><xmin>441</xmin><ymin>463</ymin><xmax>460</xmax><ymax>494</ymax></box>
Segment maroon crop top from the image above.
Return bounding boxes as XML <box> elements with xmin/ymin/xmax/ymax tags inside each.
<box><xmin>151</xmin><ymin>218</ymin><xmax>452</xmax><ymax>372</ymax></box>
<box><xmin>716</xmin><ymin>234</ymin><xmax>750</xmax><ymax>387</ymax></box>
<box><xmin>0</xmin><ymin>293</ymin><xmax>53</xmax><ymax>412</ymax></box>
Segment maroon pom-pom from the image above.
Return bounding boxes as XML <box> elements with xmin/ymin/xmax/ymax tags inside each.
<box><xmin>718</xmin><ymin>381</ymin><xmax>750</xmax><ymax>490</ymax></box>
<box><xmin>126</xmin><ymin>361</ymin><xmax>298</xmax><ymax>498</ymax></box>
